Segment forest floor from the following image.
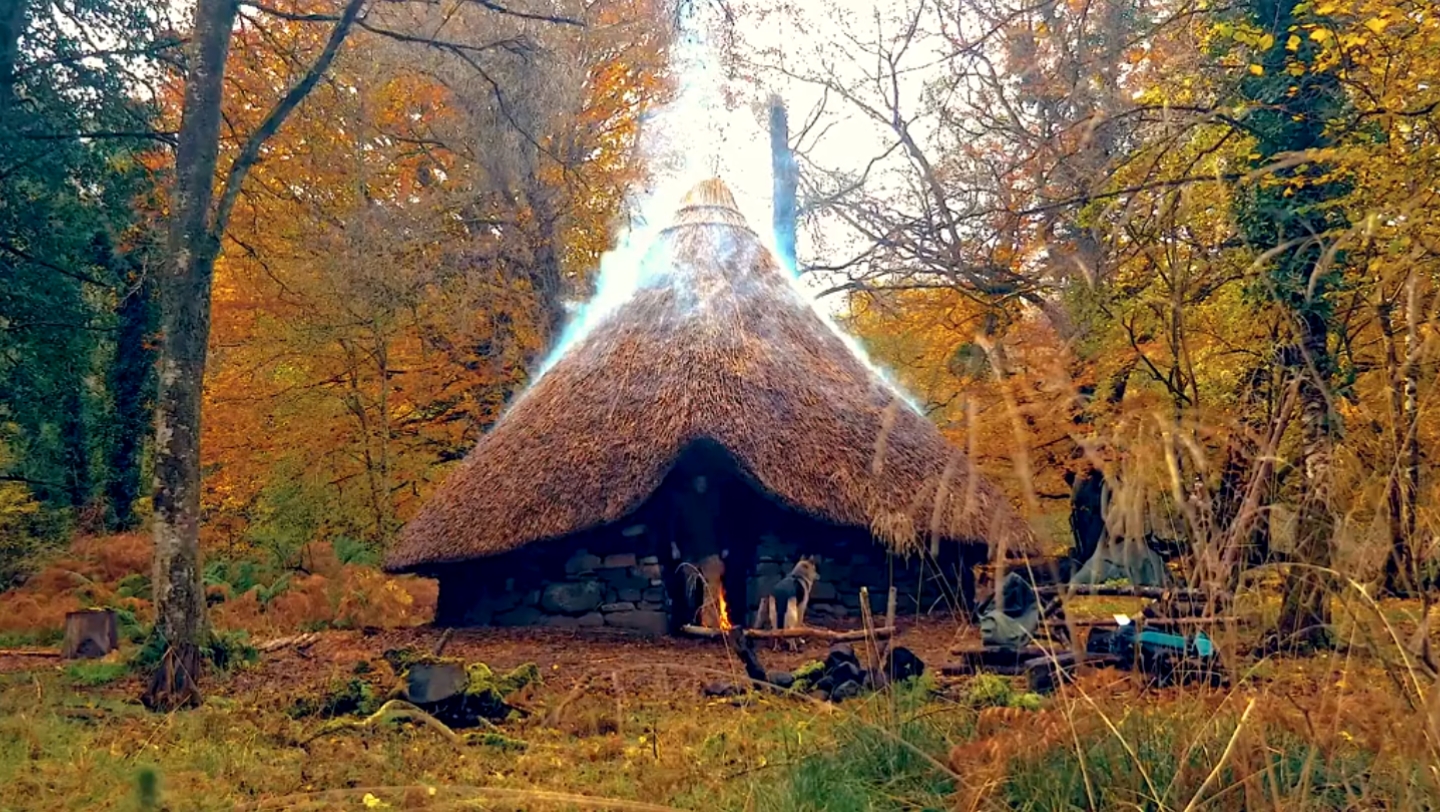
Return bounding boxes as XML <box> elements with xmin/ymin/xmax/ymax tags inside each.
<box><xmin>2</xmin><ymin>609</ymin><xmax>1440</xmax><ymax>811</ymax></box>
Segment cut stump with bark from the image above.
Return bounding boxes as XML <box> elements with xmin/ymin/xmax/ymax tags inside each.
<box><xmin>141</xmin><ymin>643</ymin><xmax>203</xmax><ymax>711</ymax></box>
<box><xmin>62</xmin><ymin>609</ymin><xmax>119</xmax><ymax>660</ymax></box>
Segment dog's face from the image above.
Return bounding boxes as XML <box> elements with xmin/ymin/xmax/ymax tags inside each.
<box><xmin>793</xmin><ymin>557</ymin><xmax>819</xmax><ymax>581</ymax></box>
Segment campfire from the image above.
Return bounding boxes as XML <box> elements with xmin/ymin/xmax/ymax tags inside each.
<box><xmin>701</xmin><ymin>577</ymin><xmax>733</xmax><ymax>631</ymax></box>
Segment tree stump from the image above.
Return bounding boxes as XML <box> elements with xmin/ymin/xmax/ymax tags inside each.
<box><xmin>62</xmin><ymin>609</ymin><xmax>119</xmax><ymax>660</ymax></box>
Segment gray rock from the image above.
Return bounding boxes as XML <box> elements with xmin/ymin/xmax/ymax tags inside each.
<box><xmin>566</xmin><ymin>552</ymin><xmax>602</xmax><ymax>576</ymax></box>
<box><xmin>600</xmin><ymin>601</ymin><xmax>636</xmax><ymax>613</ymax></box>
<box><xmin>403</xmin><ymin>661</ymin><xmax>467</xmax><ymax>704</ymax></box>
<box><xmin>756</xmin><ymin>562</ymin><xmax>783</xmax><ymax>577</ymax></box>
<box><xmin>640</xmin><ymin>601</ymin><xmax>664</xmax><ymax>611</ymax></box>
<box><xmin>494</xmin><ymin>607</ymin><xmax>542</xmax><ymax>626</ymax></box>
<box><xmin>604</xmin><ymin>609</ymin><xmax>668</xmax><ymax>635</ymax></box>
<box><xmin>602</xmin><ymin>553</ymin><xmax>638</xmax><ymax>569</ymax></box>
<box><xmin>640</xmin><ymin>563</ymin><xmax>662</xmax><ymax>579</ymax></box>
<box><xmin>543</xmin><ymin>615</ymin><xmax>581</xmax><ymax>629</ymax></box>
<box><xmin>618</xmin><ymin>587</ymin><xmax>643</xmax><ymax>602</ymax></box>
<box><xmin>524</xmin><ymin>590</ymin><xmax>541</xmax><ymax>606</ymax></box>
<box><xmin>598</xmin><ymin>567</ymin><xmax>646</xmax><ymax>587</ymax></box>
<box><xmin>810</xmin><ymin>581</ymin><xmax>838</xmax><ymax>601</ymax></box>
<box><xmin>649</xmin><ymin>577</ymin><xmax>664</xmax><ymax>587</ymax></box>
<box><xmin>643</xmin><ymin>587</ymin><xmax>664</xmax><ymax>602</ymax></box>
<box><xmin>541</xmin><ymin>581</ymin><xmax>604</xmax><ymax>614</ymax></box>
<box><xmin>639</xmin><ymin>555</ymin><xmax>660</xmax><ymax>565</ymax></box>
<box><xmin>767</xmin><ymin>671</ymin><xmax>795</xmax><ymax>690</ymax></box>
<box><xmin>577</xmin><ymin>612</ymin><xmax>605</xmax><ymax>627</ymax></box>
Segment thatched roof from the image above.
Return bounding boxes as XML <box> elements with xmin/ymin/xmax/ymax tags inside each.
<box><xmin>385</xmin><ymin>179</ymin><xmax>1038</xmax><ymax>573</ymax></box>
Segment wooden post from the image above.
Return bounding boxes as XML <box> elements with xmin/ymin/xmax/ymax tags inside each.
<box><xmin>858</xmin><ymin>587</ymin><xmax>877</xmax><ymax>671</ymax></box>
<box><xmin>885</xmin><ymin>586</ymin><xmax>897</xmax><ymax>631</ymax></box>
<box><xmin>62</xmin><ymin>609</ymin><xmax>119</xmax><ymax>659</ymax></box>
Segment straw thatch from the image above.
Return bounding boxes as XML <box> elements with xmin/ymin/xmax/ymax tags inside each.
<box><xmin>384</xmin><ymin>179</ymin><xmax>1038</xmax><ymax>574</ymax></box>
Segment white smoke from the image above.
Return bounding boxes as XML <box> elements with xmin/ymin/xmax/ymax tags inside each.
<box><xmin>528</xmin><ymin>5</ymin><xmax>923</xmax><ymax>417</ymax></box>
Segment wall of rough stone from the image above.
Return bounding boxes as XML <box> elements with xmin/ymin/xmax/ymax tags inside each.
<box><xmin>434</xmin><ymin>529</ymin><xmax>963</xmax><ymax>633</ymax></box>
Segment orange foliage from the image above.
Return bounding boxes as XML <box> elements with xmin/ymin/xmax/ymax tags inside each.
<box><xmin>0</xmin><ymin>534</ymin><xmax>435</xmax><ymax>641</ymax></box>
<box><xmin>174</xmin><ymin>0</ymin><xmax>669</xmax><ymax>552</ymax></box>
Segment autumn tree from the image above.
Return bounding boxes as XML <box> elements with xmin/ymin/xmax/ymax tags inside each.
<box><xmin>0</xmin><ymin>0</ymin><xmax>175</xmax><ymax>572</ymax></box>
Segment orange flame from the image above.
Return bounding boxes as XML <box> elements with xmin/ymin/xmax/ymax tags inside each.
<box><xmin>715</xmin><ymin>584</ymin><xmax>733</xmax><ymax>632</ymax></box>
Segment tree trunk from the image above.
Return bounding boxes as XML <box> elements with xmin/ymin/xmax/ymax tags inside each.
<box><xmin>107</xmin><ymin>273</ymin><xmax>158</xmax><ymax>531</ymax></box>
<box><xmin>0</xmin><ymin>0</ymin><xmax>25</xmax><ymax>115</ymax></box>
<box><xmin>1273</xmin><ymin>319</ymin><xmax>1335</xmax><ymax>652</ymax></box>
<box><xmin>144</xmin><ymin>0</ymin><xmax>239</xmax><ymax>712</ymax></box>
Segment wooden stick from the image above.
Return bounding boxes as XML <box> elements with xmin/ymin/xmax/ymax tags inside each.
<box><xmin>680</xmin><ymin>625</ymin><xmax>895</xmax><ymax>642</ymax></box>
<box><xmin>611</xmin><ymin>671</ymin><xmax>623</xmax><ymax>738</ymax></box>
<box><xmin>432</xmin><ymin>628</ymin><xmax>455</xmax><ymax>657</ymax></box>
<box><xmin>1036</xmin><ymin>585</ymin><xmax>1221</xmax><ymax>600</ymax></box>
<box><xmin>858</xmin><ymin>587</ymin><xmax>877</xmax><ymax>669</ymax></box>
<box><xmin>884</xmin><ymin>586</ymin><xmax>897</xmax><ymax>631</ymax></box>
<box><xmin>0</xmin><ymin>648</ymin><xmax>62</xmax><ymax>658</ymax></box>
<box><xmin>1042</xmin><ymin>617</ymin><xmax>1237</xmax><ymax>630</ymax></box>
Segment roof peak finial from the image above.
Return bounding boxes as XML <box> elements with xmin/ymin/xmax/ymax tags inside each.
<box><xmin>680</xmin><ymin>177</ymin><xmax>739</xmax><ymax>210</ymax></box>
<box><xmin>671</xmin><ymin>178</ymin><xmax>749</xmax><ymax>229</ymax></box>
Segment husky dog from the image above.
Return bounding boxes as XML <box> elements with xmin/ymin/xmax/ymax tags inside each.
<box><xmin>755</xmin><ymin>557</ymin><xmax>819</xmax><ymax>631</ymax></box>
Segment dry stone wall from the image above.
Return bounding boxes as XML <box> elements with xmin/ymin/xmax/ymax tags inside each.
<box><xmin>434</xmin><ymin>527</ymin><xmax>955</xmax><ymax>633</ymax></box>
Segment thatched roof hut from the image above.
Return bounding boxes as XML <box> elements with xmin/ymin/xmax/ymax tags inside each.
<box><xmin>384</xmin><ymin>179</ymin><xmax>1037</xmax><ymax>576</ymax></box>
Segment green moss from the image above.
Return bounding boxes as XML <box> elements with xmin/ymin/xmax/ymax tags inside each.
<box><xmin>965</xmin><ymin>674</ymin><xmax>1015</xmax><ymax>709</ymax></box>
<box><xmin>790</xmin><ymin>660</ymin><xmax>825</xmax><ymax>693</ymax></box>
<box><xmin>463</xmin><ymin>731</ymin><xmax>528</xmax><ymax>751</ymax></box>
<box><xmin>64</xmin><ymin>660</ymin><xmax>130</xmax><ymax>687</ymax></box>
<box><xmin>287</xmin><ymin>678</ymin><xmax>382</xmax><ymax>719</ymax></box>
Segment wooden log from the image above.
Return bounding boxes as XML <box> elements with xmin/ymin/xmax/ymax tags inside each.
<box><xmin>947</xmin><ymin>643</ymin><xmax>1055</xmax><ymax>674</ymax></box>
<box><xmin>62</xmin><ymin>609</ymin><xmax>118</xmax><ymax>660</ymax></box>
<box><xmin>0</xmin><ymin>648</ymin><xmax>62</xmax><ymax>658</ymax></box>
<box><xmin>884</xmin><ymin>587</ymin><xmax>897</xmax><ymax>630</ymax></box>
<box><xmin>680</xmin><ymin>625</ymin><xmax>894</xmax><ymax>642</ymax></box>
<box><xmin>1035</xmin><ymin>584</ymin><xmax>1223</xmax><ymax>601</ymax></box>
<box><xmin>1043</xmin><ymin>616</ymin><xmax>1237</xmax><ymax>632</ymax></box>
<box><xmin>940</xmin><ymin>661</ymin><xmax>1027</xmax><ymax>677</ymax></box>
<box><xmin>257</xmin><ymin>631</ymin><xmax>321</xmax><ymax>653</ymax></box>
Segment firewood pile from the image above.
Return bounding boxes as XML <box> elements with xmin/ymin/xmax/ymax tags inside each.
<box><xmin>701</xmin><ymin>636</ymin><xmax>926</xmax><ymax>703</ymax></box>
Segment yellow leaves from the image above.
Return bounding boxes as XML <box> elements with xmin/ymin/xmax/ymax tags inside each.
<box><xmin>1286</xmin><ymin>34</ymin><xmax>1302</xmax><ymax>51</ymax></box>
<box><xmin>1309</xmin><ymin>28</ymin><xmax>1333</xmax><ymax>42</ymax></box>
<box><xmin>1363</xmin><ymin>17</ymin><xmax>1386</xmax><ymax>35</ymax></box>
<box><xmin>1259</xmin><ymin>33</ymin><xmax>1276</xmax><ymax>51</ymax></box>
<box><xmin>362</xmin><ymin>792</ymin><xmax>389</xmax><ymax>808</ymax></box>
<box><xmin>1249</xmin><ymin>64</ymin><xmax>1265</xmax><ymax>76</ymax></box>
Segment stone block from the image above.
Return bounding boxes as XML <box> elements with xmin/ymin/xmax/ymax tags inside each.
<box><xmin>756</xmin><ymin>562</ymin><xmax>783</xmax><ymax>577</ymax></box>
<box><xmin>541</xmin><ymin>581</ymin><xmax>604</xmax><ymax>614</ymax></box>
<box><xmin>602</xmin><ymin>553</ymin><xmax>638</xmax><ymax>569</ymax></box>
<box><xmin>618</xmin><ymin>587</ymin><xmax>643</xmax><ymax>602</ymax></box>
<box><xmin>643</xmin><ymin>587</ymin><xmax>664</xmax><ymax>602</ymax></box>
<box><xmin>577</xmin><ymin>612</ymin><xmax>605</xmax><ymax>627</ymax></box>
<box><xmin>605</xmin><ymin>609</ymin><xmax>668</xmax><ymax>635</ymax></box>
<box><xmin>639</xmin><ymin>563</ymin><xmax>662</xmax><ymax>579</ymax></box>
<box><xmin>600</xmin><ymin>601</ymin><xmax>636</xmax><ymax>613</ymax></box>
<box><xmin>494</xmin><ymin>607</ymin><xmax>542</xmax><ymax>626</ymax></box>
<box><xmin>810</xmin><ymin>581</ymin><xmax>838</xmax><ymax>601</ymax></box>
<box><xmin>640</xmin><ymin>601</ymin><xmax>663</xmax><ymax>611</ymax></box>
<box><xmin>649</xmin><ymin>578</ymin><xmax>664</xmax><ymax>587</ymax></box>
<box><xmin>566</xmin><ymin>551</ymin><xmax>602</xmax><ymax>576</ymax></box>
<box><xmin>524</xmin><ymin>590</ymin><xmax>541</xmax><ymax>606</ymax></box>
<box><xmin>639</xmin><ymin>555</ymin><xmax>659</xmax><ymax>565</ymax></box>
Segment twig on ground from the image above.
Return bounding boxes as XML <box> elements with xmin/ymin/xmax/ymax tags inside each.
<box><xmin>301</xmin><ymin>699</ymin><xmax>499</xmax><ymax>747</ymax></box>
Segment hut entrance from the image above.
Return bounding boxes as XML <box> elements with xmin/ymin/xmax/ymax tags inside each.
<box><xmin>655</xmin><ymin>439</ymin><xmax>758</xmax><ymax>634</ymax></box>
